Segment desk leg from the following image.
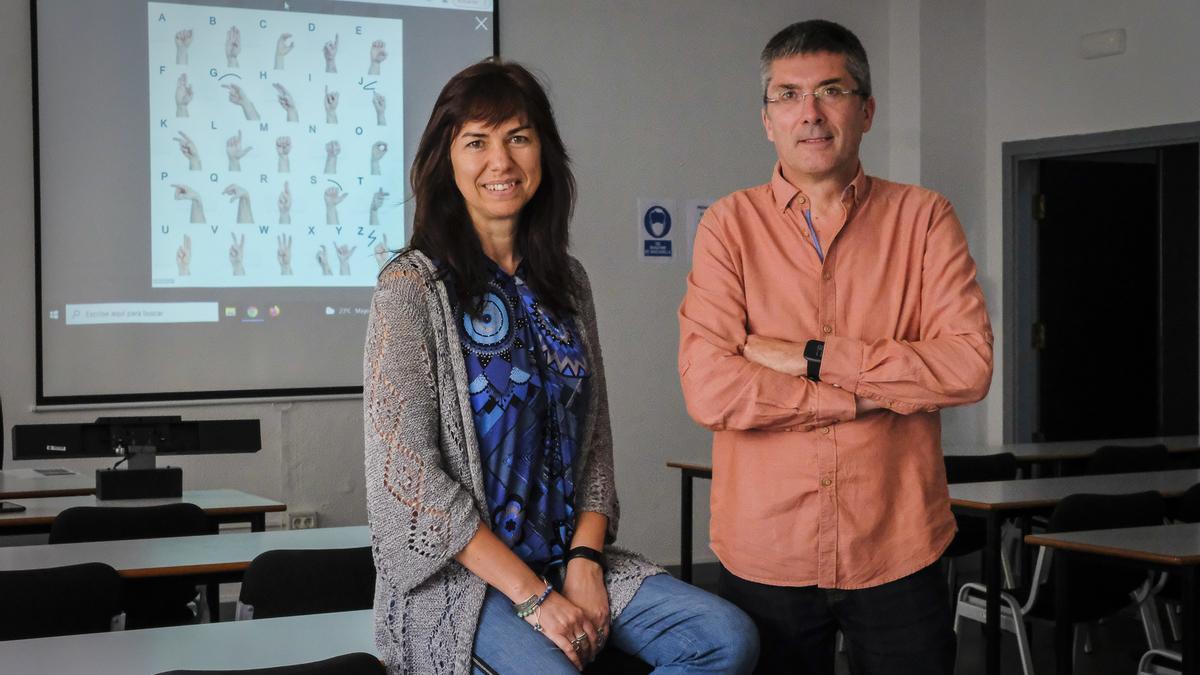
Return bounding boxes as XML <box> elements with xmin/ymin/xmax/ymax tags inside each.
<box><xmin>680</xmin><ymin>471</ymin><xmax>693</xmax><ymax>584</ymax></box>
<box><xmin>1184</xmin><ymin>567</ymin><xmax>1197</xmax><ymax>675</ymax></box>
<box><xmin>985</xmin><ymin>512</ymin><xmax>1002</xmax><ymax>675</ymax></box>
<box><xmin>1054</xmin><ymin>552</ymin><xmax>1072</xmax><ymax>675</ymax></box>
<box><xmin>250</xmin><ymin>513</ymin><xmax>266</xmax><ymax>532</ymax></box>
<box><xmin>207</xmin><ymin>583</ymin><xmax>221</xmax><ymax>623</ymax></box>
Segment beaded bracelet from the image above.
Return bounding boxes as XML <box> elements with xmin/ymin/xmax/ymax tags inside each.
<box><xmin>514</xmin><ymin>578</ymin><xmax>553</xmax><ymax>619</ymax></box>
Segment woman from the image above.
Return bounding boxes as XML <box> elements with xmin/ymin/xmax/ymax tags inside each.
<box><xmin>363</xmin><ymin>60</ymin><xmax>758</xmax><ymax>674</ymax></box>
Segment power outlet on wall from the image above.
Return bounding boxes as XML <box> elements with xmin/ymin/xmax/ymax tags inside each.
<box><xmin>289</xmin><ymin>512</ymin><xmax>318</xmax><ymax>530</ymax></box>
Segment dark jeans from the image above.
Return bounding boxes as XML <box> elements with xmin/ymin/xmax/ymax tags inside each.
<box><xmin>717</xmin><ymin>562</ymin><xmax>956</xmax><ymax>675</ymax></box>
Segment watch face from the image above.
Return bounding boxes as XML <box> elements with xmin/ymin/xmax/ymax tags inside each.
<box><xmin>805</xmin><ymin>341</ymin><xmax>824</xmax><ymax>360</ymax></box>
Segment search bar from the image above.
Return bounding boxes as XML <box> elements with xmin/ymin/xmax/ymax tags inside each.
<box><xmin>65</xmin><ymin>302</ymin><xmax>219</xmax><ymax>325</ymax></box>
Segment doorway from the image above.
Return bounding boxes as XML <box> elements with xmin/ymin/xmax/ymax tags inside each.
<box><xmin>1004</xmin><ymin>125</ymin><xmax>1200</xmax><ymax>442</ymax></box>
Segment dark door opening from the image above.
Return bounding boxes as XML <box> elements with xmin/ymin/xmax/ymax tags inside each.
<box><xmin>1033</xmin><ymin>144</ymin><xmax>1199</xmax><ymax>441</ymax></box>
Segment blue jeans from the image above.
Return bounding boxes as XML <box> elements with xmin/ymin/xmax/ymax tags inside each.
<box><xmin>472</xmin><ymin>573</ymin><xmax>759</xmax><ymax>674</ymax></box>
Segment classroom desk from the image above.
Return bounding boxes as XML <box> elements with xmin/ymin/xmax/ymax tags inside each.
<box><xmin>944</xmin><ymin>434</ymin><xmax>1200</xmax><ymax>464</ymax></box>
<box><xmin>0</xmin><ymin>609</ymin><xmax>376</xmax><ymax>675</ymax></box>
<box><xmin>666</xmin><ymin>436</ymin><xmax>1200</xmax><ymax>583</ymax></box>
<box><xmin>0</xmin><ymin>468</ymin><xmax>95</xmax><ymax>499</ymax></box>
<box><xmin>665</xmin><ymin>456</ymin><xmax>1200</xmax><ymax>675</ymax></box>
<box><xmin>1026</xmin><ymin>523</ymin><xmax>1200</xmax><ymax>675</ymax></box>
<box><xmin>0</xmin><ymin>489</ymin><xmax>286</xmax><ymax>535</ymax></box>
<box><xmin>950</xmin><ymin>469</ymin><xmax>1200</xmax><ymax>675</ymax></box>
<box><xmin>0</xmin><ymin>525</ymin><xmax>368</xmax><ymax>579</ymax></box>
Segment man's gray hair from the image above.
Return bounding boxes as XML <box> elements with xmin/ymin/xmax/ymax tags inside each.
<box><xmin>760</xmin><ymin>20</ymin><xmax>872</xmax><ymax>99</ymax></box>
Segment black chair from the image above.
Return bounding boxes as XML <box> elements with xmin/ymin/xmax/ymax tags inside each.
<box><xmin>49</xmin><ymin>503</ymin><xmax>214</xmax><ymax>628</ymax></box>
<box><xmin>0</xmin><ymin>562</ymin><xmax>124</xmax><ymax>640</ymax></box>
<box><xmin>1151</xmin><ymin>482</ymin><xmax>1200</xmax><ymax>644</ymax></box>
<box><xmin>1176</xmin><ymin>482</ymin><xmax>1200</xmax><ymax>523</ymax></box>
<box><xmin>1084</xmin><ymin>444</ymin><xmax>1170</xmax><ymax>475</ymax></box>
<box><xmin>156</xmin><ymin>652</ymin><xmax>385</xmax><ymax>675</ymax></box>
<box><xmin>943</xmin><ymin>452</ymin><xmax>1020</xmax><ymax>557</ymax></box>
<box><xmin>941</xmin><ymin>453</ymin><xmax>1020</xmax><ymax>594</ymax></box>
<box><xmin>955</xmin><ymin>491</ymin><xmax>1167</xmax><ymax>675</ymax></box>
<box><xmin>237</xmin><ymin>547</ymin><xmax>375</xmax><ymax>620</ymax></box>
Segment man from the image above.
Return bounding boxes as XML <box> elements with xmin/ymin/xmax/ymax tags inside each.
<box><xmin>677</xmin><ymin>19</ymin><xmax>992</xmax><ymax>675</ymax></box>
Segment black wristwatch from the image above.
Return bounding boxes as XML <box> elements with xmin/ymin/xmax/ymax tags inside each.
<box><xmin>564</xmin><ymin>546</ymin><xmax>608</xmax><ymax>573</ymax></box>
<box><xmin>804</xmin><ymin>340</ymin><xmax>825</xmax><ymax>382</ymax></box>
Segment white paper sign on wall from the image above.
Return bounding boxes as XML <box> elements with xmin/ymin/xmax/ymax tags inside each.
<box><xmin>683</xmin><ymin>198</ymin><xmax>714</xmax><ymax>261</ymax></box>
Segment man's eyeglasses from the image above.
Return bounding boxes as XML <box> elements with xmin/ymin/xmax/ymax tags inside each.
<box><xmin>763</xmin><ymin>85</ymin><xmax>864</xmax><ymax>107</ymax></box>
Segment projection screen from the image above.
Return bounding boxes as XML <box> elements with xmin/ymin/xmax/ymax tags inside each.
<box><xmin>33</xmin><ymin>0</ymin><xmax>497</xmax><ymax>405</ymax></box>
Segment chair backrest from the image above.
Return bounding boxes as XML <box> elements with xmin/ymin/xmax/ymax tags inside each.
<box><xmin>1040</xmin><ymin>490</ymin><xmax>1166</xmax><ymax>622</ymax></box>
<box><xmin>155</xmin><ymin>652</ymin><xmax>385</xmax><ymax>675</ymax></box>
<box><xmin>1177</xmin><ymin>482</ymin><xmax>1200</xmax><ymax>523</ymax></box>
<box><xmin>0</xmin><ymin>562</ymin><xmax>123</xmax><ymax>640</ymax></box>
<box><xmin>943</xmin><ymin>452</ymin><xmax>1019</xmax><ymax>484</ymax></box>
<box><xmin>49</xmin><ymin>503</ymin><xmax>213</xmax><ymax>544</ymax></box>
<box><xmin>238</xmin><ymin>547</ymin><xmax>375</xmax><ymax>620</ymax></box>
<box><xmin>48</xmin><ymin>503</ymin><xmax>213</xmax><ymax>629</ymax></box>
<box><xmin>1084</xmin><ymin>444</ymin><xmax>1169</xmax><ymax>476</ymax></box>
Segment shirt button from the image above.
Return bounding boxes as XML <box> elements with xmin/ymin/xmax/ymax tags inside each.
<box><xmin>820</xmin><ymin>426</ymin><xmax>831</xmax><ymax>435</ymax></box>
<box><xmin>822</xmin><ymin>325</ymin><xmax>833</xmax><ymax>334</ymax></box>
<box><xmin>821</xmin><ymin>478</ymin><xmax>832</xmax><ymax>487</ymax></box>
<box><xmin>797</xmin><ymin>196</ymin><xmax>807</xmax><ymax>204</ymax></box>
<box><xmin>822</xmin><ymin>272</ymin><xmax>831</xmax><ymax>281</ymax></box>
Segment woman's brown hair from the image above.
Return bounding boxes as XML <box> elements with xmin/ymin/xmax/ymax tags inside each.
<box><xmin>409</xmin><ymin>59</ymin><xmax>578</xmax><ymax>317</ymax></box>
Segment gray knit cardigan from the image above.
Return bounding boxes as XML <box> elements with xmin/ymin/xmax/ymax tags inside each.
<box><xmin>363</xmin><ymin>249</ymin><xmax>664</xmax><ymax>675</ymax></box>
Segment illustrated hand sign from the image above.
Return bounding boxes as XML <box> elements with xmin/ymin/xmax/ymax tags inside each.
<box><xmin>369</xmin><ymin>40</ymin><xmax>387</xmax><ymax>75</ymax></box>
<box><xmin>369</xmin><ymin>187</ymin><xmax>388</xmax><ymax>226</ymax></box>
<box><xmin>226</xmin><ymin>26</ymin><xmax>241</xmax><ymax>67</ymax></box>
<box><xmin>277</xmin><ymin>233</ymin><xmax>293</xmax><ymax>275</ymax></box>
<box><xmin>316</xmin><ymin>245</ymin><xmax>333</xmax><ymax>275</ymax></box>
<box><xmin>370</xmin><ymin>141</ymin><xmax>387</xmax><ymax>175</ymax></box>
<box><xmin>324</xmin><ymin>186</ymin><xmax>348</xmax><ymax>224</ymax></box>
<box><xmin>324</xmin><ymin>86</ymin><xmax>339</xmax><ymax>124</ymax></box>
<box><xmin>171</xmin><ymin>183</ymin><xmax>205</xmax><ymax>224</ymax></box>
<box><xmin>223</xmin><ymin>184</ymin><xmax>254</xmax><ymax>224</ymax></box>
<box><xmin>274</xmin><ymin>32</ymin><xmax>293</xmax><ymax>70</ymax></box>
<box><xmin>374</xmin><ymin>233</ymin><xmax>391</xmax><ymax>268</ymax></box>
<box><xmin>334</xmin><ymin>241</ymin><xmax>356</xmax><ymax>275</ymax></box>
<box><xmin>223</xmin><ymin>83</ymin><xmax>260</xmax><ymax>121</ymax></box>
<box><xmin>324</xmin><ymin>140</ymin><xmax>340</xmax><ymax>174</ymax></box>
<box><xmin>175</xmin><ymin>74</ymin><xmax>193</xmax><ymax>117</ymax></box>
<box><xmin>226</xmin><ymin>130</ymin><xmax>253</xmax><ymax>171</ymax></box>
<box><xmin>276</xmin><ymin>135</ymin><xmax>292</xmax><ymax>172</ymax></box>
<box><xmin>373</xmin><ymin>92</ymin><xmax>386</xmax><ymax>125</ymax></box>
<box><xmin>273</xmin><ymin>83</ymin><xmax>299</xmax><ymax>122</ymax></box>
<box><xmin>176</xmin><ymin>234</ymin><xmax>192</xmax><ymax>275</ymax></box>
<box><xmin>323</xmin><ymin>33</ymin><xmax>339</xmax><ymax>73</ymax></box>
<box><xmin>175</xmin><ymin>29</ymin><xmax>192</xmax><ymax>65</ymax></box>
<box><xmin>278</xmin><ymin>181</ymin><xmax>292</xmax><ymax>224</ymax></box>
<box><xmin>229</xmin><ymin>232</ymin><xmax>246</xmax><ymax>276</ymax></box>
<box><xmin>173</xmin><ymin>131</ymin><xmax>201</xmax><ymax>170</ymax></box>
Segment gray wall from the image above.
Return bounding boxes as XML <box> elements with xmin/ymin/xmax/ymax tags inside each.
<box><xmin>25</xmin><ymin>0</ymin><xmax>1181</xmax><ymax>566</ymax></box>
<box><xmin>980</xmin><ymin>0</ymin><xmax>1200</xmax><ymax>441</ymax></box>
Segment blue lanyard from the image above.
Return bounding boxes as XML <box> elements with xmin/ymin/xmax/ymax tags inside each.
<box><xmin>802</xmin><ymin>209</ymin><xmax>825</xmax><ymax>263</ymax></box>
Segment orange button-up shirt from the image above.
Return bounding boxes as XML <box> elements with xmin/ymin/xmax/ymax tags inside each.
<box><xmin>678</xmin><ymin>163</ymin><xmax>993</xmax><ymax>589</ymax></box>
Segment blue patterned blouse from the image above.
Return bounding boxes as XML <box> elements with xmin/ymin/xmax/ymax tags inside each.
<box><xmin>449</xmin><ymin>261</ymin><xmax>590</xmax><ymax>567</ymax></box>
